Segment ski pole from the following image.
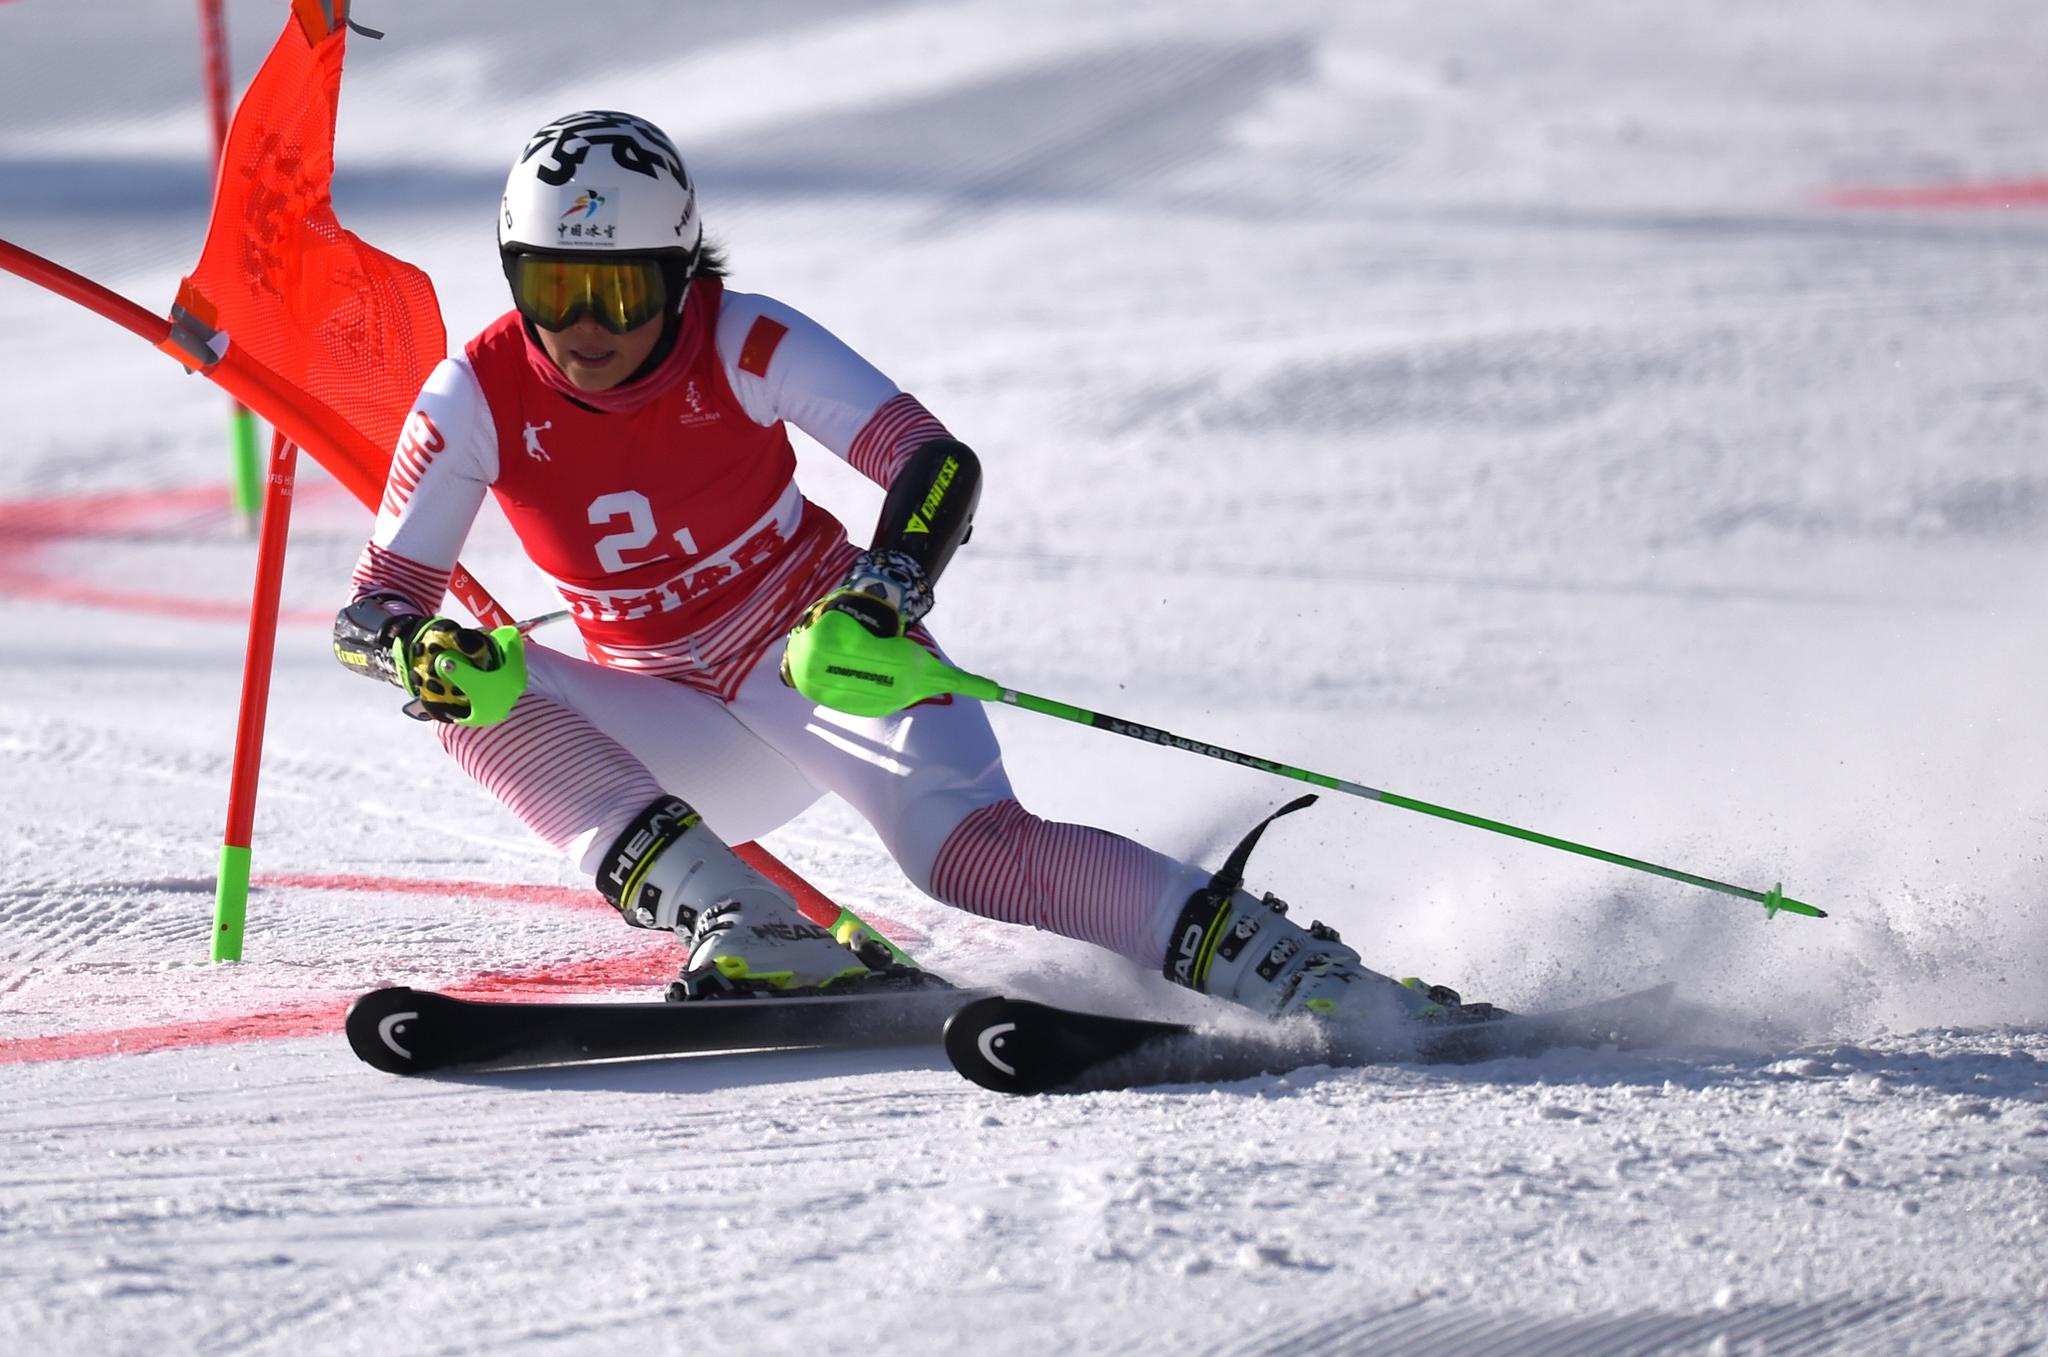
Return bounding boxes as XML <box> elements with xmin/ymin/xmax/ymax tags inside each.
<box><xmin>512</xmin><ymin>609</ymin><xmax>572</xmax><ymax>634</ymax></box>
<box><xmin>786</xmin><ymin>613</ymin><xmax>1827</xmax><ymax>922</ymax></box>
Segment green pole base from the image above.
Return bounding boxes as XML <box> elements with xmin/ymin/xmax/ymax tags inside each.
<box><xmin>213</xmin><ymin>842</ymin><xmax>251</xmax><ymax>962</ymax></box>
<box><xmin>229</xmin><ymin>406</ymin><xmax>262</xmax><ymax>524</ymax></box>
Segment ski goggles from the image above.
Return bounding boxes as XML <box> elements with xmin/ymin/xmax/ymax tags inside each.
<box><xmin>507</xmin><ymin>254</ymin><xmax>668</xmax><ymax>334</ymax></box>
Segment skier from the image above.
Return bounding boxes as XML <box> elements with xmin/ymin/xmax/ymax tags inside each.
<box><xmin>332</xmin><ymin>110</ymin><xmax>1469</xmax><ymax>1027</ymax></box>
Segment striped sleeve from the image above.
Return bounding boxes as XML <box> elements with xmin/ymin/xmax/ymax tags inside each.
<box><xmin>349</xmin><ymin>541</ymin><xmax>453</xmax><ymax>616</ymax></box>
<box><xmin>846</xmin><ymin>393</ymin><xmax>951</xmax><ymax>486</ymax></box>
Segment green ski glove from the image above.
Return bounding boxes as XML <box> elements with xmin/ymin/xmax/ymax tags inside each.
<box><xmin>395</xmin><ymin>619</ymin><xmax>529</xmax><ymax>727</ymax></box>
<box><xmin>781</xmin><ymin>609</ymin><xmax>985</xmax><ymax>717</ymax></box>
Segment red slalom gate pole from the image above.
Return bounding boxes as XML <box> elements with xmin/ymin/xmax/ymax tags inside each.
<box><xmin>212</xmin><ymin>430</ymin><xmax>298</xmax><ymax>961</ymax></box>
<box><xmin>196</xmin><ymin>0</ymin><xmax>232</xmax><ymax>155</ymax></box>
<box><xmin>0</xmin><ymin>237</ymin><xmax>167</xmax><ymax>346</ymax></box>
<box><xmin>194</xmin><ymin>0</ymin><xmax>263</xmax><ymax>527</ymax></box>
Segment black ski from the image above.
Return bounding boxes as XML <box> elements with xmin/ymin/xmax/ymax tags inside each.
<box><xmin>346</xmin><ymin>982</ymin><xmax>974</xmax><ymax>1075</ymax></box>
<box><xmin>943</xmin><ymin>983</ymin><xmax>1679</xmax><ymax>1095</ymax></box>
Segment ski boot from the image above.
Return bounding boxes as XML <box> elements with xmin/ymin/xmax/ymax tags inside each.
<box><xmin>668</xmin><ymin>894</ymin><xmax>886</xmax><ymax>1000</ymax></box>
<box><xmin>1162</xmin><ymin>795</ymin><xmax>1482</xmax><ymax>1026</ymax></box>
<box><xmin>594</xmin><ymin>796</ymin><xmax>883</xmax><ymax>1001</ymax></box>
<box><xmin>1396</xmin><ymin>978</ymin><xmax>1508</xmax><ymax>1026</ymax></box>
<box><xmin>1166</xmin><ymin>883</ymin><xmax>1442</xmax><ymax>1023</ymax></box>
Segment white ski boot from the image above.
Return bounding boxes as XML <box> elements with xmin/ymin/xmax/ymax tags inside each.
<box><xmin>594</xmin><ymin>796</ymin><xmax>877</xmax><ymax>998</ymax></box>
<box><xmin>1163</xmin><ymin>795</ymin><xmax>1495</xmax><ymax>1026</ymax></box>
<box><xmin>1395</xmin><ymin>977</ymin><xmax>1502</xmax><ymax>1023</ymax></box>
<box><xmin>674</xmin><ymin>894</ymin><xmax>882</xmax><ymax>998</ymax></box>
<box><xmin>1166</xmin><ymin>883</ymin><xmax>1442</xmax><ymax>1023</ymax></box>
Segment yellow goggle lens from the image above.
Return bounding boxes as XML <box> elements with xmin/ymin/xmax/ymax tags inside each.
<box><xmin>510</xmin><ymin>256</ymin><xmax>667</xmax><ymax>334</ymax></box>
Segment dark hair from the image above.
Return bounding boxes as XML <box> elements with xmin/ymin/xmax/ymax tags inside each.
<box><xmin>692</xmin><ymin>238</ymin><xmax>729</xmax><ymax>281</ymax></box>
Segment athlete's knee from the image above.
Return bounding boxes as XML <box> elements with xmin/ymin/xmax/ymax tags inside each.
<box><xmin>868</xmin><ymin>790</ymin><xmax>1014</xmax><ymax>897</ymax></box>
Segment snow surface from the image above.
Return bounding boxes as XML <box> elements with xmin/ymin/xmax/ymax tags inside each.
<box><xmin>3</xmin><ymin>1</ymin><xmax>2047</xmax><ymax>1353</ymax></box>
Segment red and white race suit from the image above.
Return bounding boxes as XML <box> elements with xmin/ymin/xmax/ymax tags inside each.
<box><xmin>349</xmin><ymin>279</ymin><xmax>1203</xmax><ymax>963</ymax></box>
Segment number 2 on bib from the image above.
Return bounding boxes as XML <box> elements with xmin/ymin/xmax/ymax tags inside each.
<box><xmin>588</xmin><ymin>491</ymin><xmax>699</xmax><ymax>572</ymax></box>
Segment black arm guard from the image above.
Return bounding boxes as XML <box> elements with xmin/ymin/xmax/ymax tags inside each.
<box><xmin>870</xmin><ymin>438</ymin><xmax>980</xmax><ymax>584</ymax></box>
<box><xmin>332</xmin><ymin>591</ymin><xmax>427</xmax><ymax>687</ymax></box>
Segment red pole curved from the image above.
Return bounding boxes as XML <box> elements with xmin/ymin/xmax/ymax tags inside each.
<box><xmin>0</xmin><ymin>237</ymin><xmax>171</xmax><ymax>347</ymax></box>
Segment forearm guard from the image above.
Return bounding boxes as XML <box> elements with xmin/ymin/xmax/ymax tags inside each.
<box><xmin>870</xmin><ymin>438</ymin><xmax>979</xmax><ymax>585</ymax></box>
<box><xmin>333</xmin><ymin>591</ymin><xmax>426</xmax><ymax>686</ymax></box>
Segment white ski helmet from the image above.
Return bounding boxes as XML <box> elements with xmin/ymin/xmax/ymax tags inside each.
<box><xmin>499</xmin><ymin>110</ymin><xmax>703</xmax><ymax>261</ymax></box>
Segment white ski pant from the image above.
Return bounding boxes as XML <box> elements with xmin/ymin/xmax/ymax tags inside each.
<box><xmin>434</xmin><ymin>638</ymin><xmax>1205</xmax><ymax>964</ymax></box>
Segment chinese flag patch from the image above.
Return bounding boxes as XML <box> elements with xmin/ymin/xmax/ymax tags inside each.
<box><xmin>738</xmin><ymin>316</ymin><xmax>790</xmax><ymax>377</ymax></box>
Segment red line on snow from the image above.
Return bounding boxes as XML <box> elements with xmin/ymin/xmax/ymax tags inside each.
<box><xmin>257</xmin><ymin>873</ymin><xmax>923</xmax><ymax>943</ymax></box>
<box><xmin>0</xmin><ymin>875</ymin><xmax>927</xmax><ymax>1066</ymax></box>
<box><xmin>1822</xmin><ymin>178</ymin><xmax>2048</xmax><ymax>210</ymax></box>
<box><xmin>257</xmin><ymin>871</ymin><xmax>597</xmax><ymax>909</ymax></box>
<box><xmin>0</xmin><ymin>952</ymin><xmax>682</xmax><ymax>1068</ymax></box>
<box><xmin>0</xmin><ymin>485</ymin><xmax>338</xmax><ymax>623</ymax></box>
<box><xmin>0</xmin><ymin>1005</ymin><xmax>345</xmax><ymax>1065</ymax></box>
